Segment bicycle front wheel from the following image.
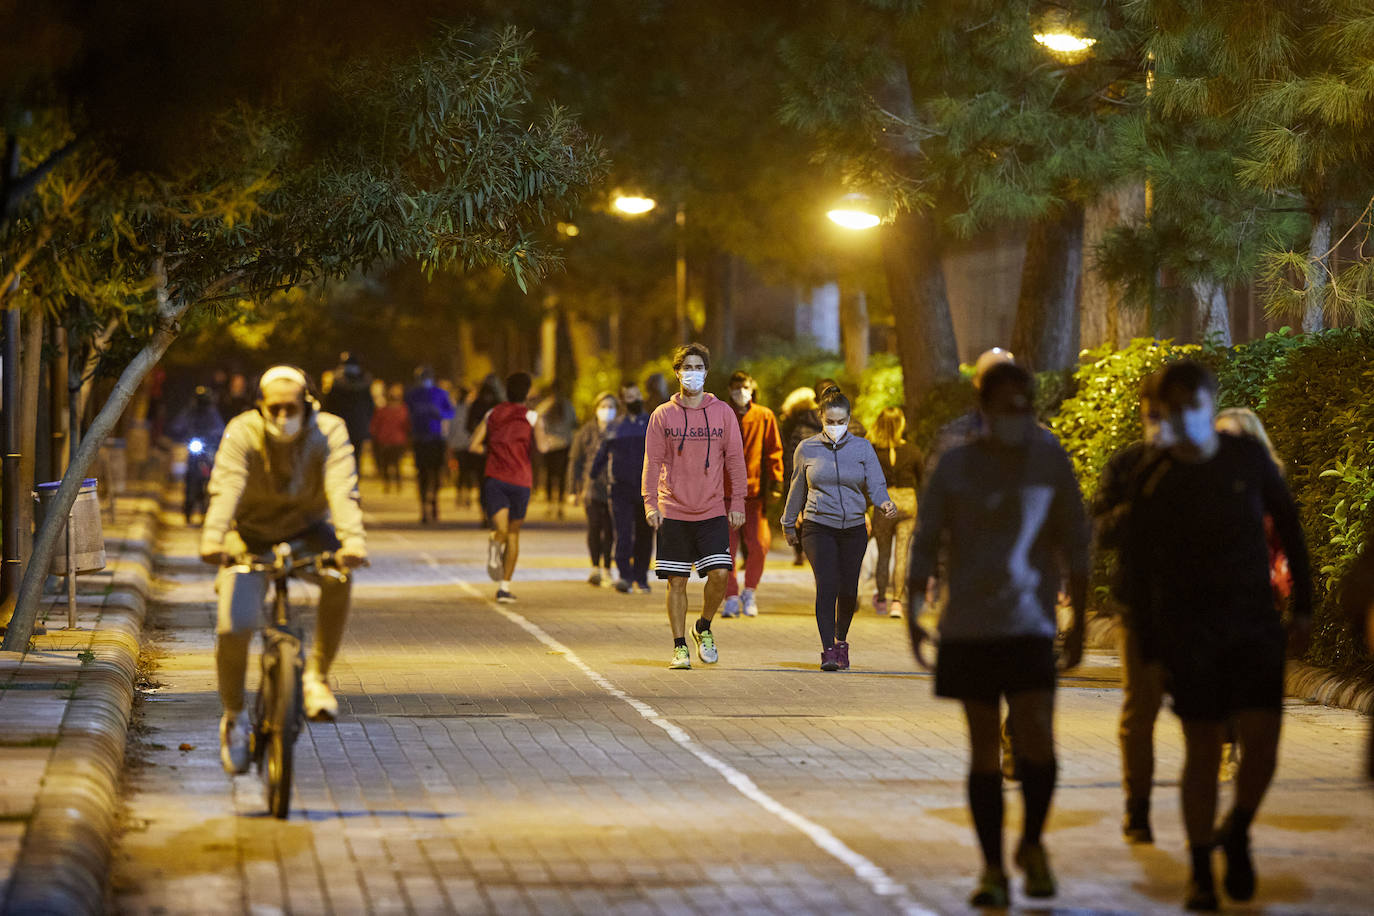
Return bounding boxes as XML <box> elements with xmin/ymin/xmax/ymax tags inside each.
<box><xmin>262</xmin><ymin>639</ymin><xmax>302</xmax><ymax>819</ymax></box>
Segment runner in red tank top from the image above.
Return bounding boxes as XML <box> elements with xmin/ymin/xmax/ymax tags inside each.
<box><xmin>470</xmin><ymin>372</ymin><xmax>536</xmax><ymax>603</ymax></box>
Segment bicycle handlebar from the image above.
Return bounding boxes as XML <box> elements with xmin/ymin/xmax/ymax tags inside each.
<box><xmin>226</xmin><ymin>545</ymin><xmax>350</xmax><ymax>583</ymax></box>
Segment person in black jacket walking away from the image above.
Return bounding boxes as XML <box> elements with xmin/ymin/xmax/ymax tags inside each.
<box><xmin>592</xmin><ymin>382</ymin><xmax>655</xmax><ymax>593</ymax></box>
<box><xmin>322</xmin><ymin>352</ymin><xmax>375</xmax><ymax>474</ymax></box>
<box><xmin>1125</xmin><ymin>360</ymin><xmax>1313</xmax><ymax>911</ymax></box>
<box><xmin>781</xmin><ymin>388</ymin><xmax>896</xmax><ymax>672</ymax></box>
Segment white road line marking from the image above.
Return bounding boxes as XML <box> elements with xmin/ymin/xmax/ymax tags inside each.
<box><xmin>415</xmin><ymin>552</ymin><xmax>936</xmax><ymax>916</ymax></box>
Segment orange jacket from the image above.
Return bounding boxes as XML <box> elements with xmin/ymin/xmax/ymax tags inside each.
<box><xmin>734</xmin><ymin>403</ymin><xmax>784</xmax><ymax>501</ymax></box>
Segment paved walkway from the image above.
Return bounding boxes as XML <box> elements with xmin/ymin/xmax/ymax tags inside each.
<box><xmin>112</xmin><ymin>485</ymin><xmax>1374</xmax><ymax>914</ymax></box>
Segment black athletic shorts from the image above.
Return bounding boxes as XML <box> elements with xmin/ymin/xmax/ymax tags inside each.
<box><xmin>934</xmin><ymin>636</ymin><xmax>1057</xmax><ymax>703</ymax></box>
<box><xmin>1164</xmin><ymin>626</ymin><xmax>1286</xmax><ymax>721</ymax></box>
<box><xmin>483</xmin><ymin>478</ymin><xmax>531</xmax><ymax>521</ymax></box>
<box><xmin>655</xmin><ymin>516</ymin><xmax>732</xmax><ymax>579</ymax></box>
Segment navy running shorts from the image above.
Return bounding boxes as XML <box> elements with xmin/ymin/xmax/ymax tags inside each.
<box><xmin>654</xmin><ymin>516</ymin><xmax>732</xmax><ymax>579</ymax></box>
<box><xmin>483</xmin><ymin>478</ymin><xmax>531</xmax><ymax>521</ymax></box>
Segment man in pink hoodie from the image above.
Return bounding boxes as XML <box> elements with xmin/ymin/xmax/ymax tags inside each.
<box><xmin>643</xmin><ymin>343</ymin><xmax>748</xmax><ymax>669</ymax></box>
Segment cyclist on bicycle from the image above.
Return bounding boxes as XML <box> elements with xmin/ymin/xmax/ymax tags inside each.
<box><xmin>200</xmin><ymin>365</ymin><xmax>367</xmax><ymax>774</ymax></box>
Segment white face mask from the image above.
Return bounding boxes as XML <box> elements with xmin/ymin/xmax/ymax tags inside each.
<box><xmin>1176</xmin><ymin>406</ymin><xmax>1215</xmax><ymax>448</ymax></box>
<box><xmin>266</xmin><ymin>414</ymin><xmax>303</xmax><ymax>443</ymax></box>
<box><xmin>730</xmin><ymin>388</ymin><xmax>752</xmax><ymax>407</ymax></box>
<box><xmin>987</xmin><ymin>413</ymin><xmax>1033</xmax><ymax>448</ymax></box>
<box><xmin>679</xmin><ymin>369</ymin><xmax>706</xmax><ymax>394</ymax></box>
<box><xmin>596</xmin><ymin>406</ymin><xmax>617</xmax><ymax>424</ymax></box>
<box><xmin>824</xmin><ymin>423</ymin><xmax>848</xmax><ymax>443</ymax></box>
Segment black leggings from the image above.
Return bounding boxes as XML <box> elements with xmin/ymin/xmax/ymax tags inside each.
<box><xmin>543</xmin><ymin>448</ymin><xmax>570</xmax><ymax>502</ymax></box>
<box><xmin>800</xmin><ymin>521</ymin><xmax>868</xmax><ymax>649</ymax></box>
<box><xmin>585</xmin><ymin>498</ymin><xmax>614</xmax><ymax>568</ymax></box>
<box><xmin>413</xmin><ymin>440</ymin><xmax>446</xmax><ymax>506</ymax></box>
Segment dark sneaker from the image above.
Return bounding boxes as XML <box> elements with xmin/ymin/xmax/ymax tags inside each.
<box><xmin>613</xmin><ymin>579</ymin><xmax>632</xmax><ymax>594</ymax></box>
<box><xmin>1123</xmin><ymin>800</ymin><xmax>1153</xmax><ymax>844</ymax></box>
<box><xmin>820</xmin><ymin>646</ymin><xmax>840</xmax><ymax>671</ymax></box>
<box><xmin>1216</xmin><ymin>817</ymin><xmax>1256</xmax><ymax>902</ymax></box>
<box><xmin>495</xmin><ymin>589</ymin><xmax>515</xmax><ymax>604</ymax></box>
<box><xmin>1185</xmin><ymin>875</ymin><xmax>1220</xmax><ymax>911</ymax></box>
<box><xmin>1015</xmin><ymin>841</ymin><xmax>1056</xmax><ymax>898</ymax></box>
<box><xmin>587</xmin><ymin>571</ymin><xmax>602</xmax><ymax>587</ymax></box>
<box><xmin>969</xmin><ymin>867</ymin><xmax>1009</xmax><ymax>907</ymax></box>
<box><xmin>834</xmin><ymin>641</ymin><xmax>850</xmax><ymax>670</ymax></box>
<box><xmin>635</xmin><ymin>583</ymin><xmax>652</xmax><ymax>594</ymax></box>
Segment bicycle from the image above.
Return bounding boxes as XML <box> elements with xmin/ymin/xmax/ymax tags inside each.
<box><xmin>229</xmin><ymin>542</ymin><xmax>349</xmax><ymax>819</ymax></box>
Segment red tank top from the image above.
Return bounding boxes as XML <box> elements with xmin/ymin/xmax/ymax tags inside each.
<box><xmin>484</xmin><ymin>402</ymin><xmax>534</xmax><ymax>488</ymax></box>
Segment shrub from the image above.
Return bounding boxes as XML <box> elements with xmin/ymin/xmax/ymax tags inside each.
<box><xmin>852</xmin><ymin>352</ymin><xmax>904</xmax><ymax>428</ymax></box>
<box><xmin>1051</xmin><ymin>338</ymin><xmax>1199</xmax><ymax>500</ymax></box>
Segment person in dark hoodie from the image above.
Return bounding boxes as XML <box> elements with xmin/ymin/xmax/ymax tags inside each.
<box><xmin>322</xmin><ymin>352</ymin><xmax>375</xmax><ymax>473</ymax></box>
<box><xmin>642</xmin><ymin>344</ymin><xmax>748</xmax><ymax>669</ymax></box>
<box><xmin>781</xmin><ymin>387</ymin><xmax>895</xmax><ymax>672</ymax></box>
<box><xmin>593</xmin><ymin>382</ymin><xmax>654</xmax><ymax>594</ymax></box>
<box><xmin>568</xmin><ymin>390</ymin><xmax>619</xmax><ymax>587</ymax></box>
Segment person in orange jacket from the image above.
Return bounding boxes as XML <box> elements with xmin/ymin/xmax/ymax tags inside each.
<box><xmin>721</xmin><ymin>370</ymin><xmax>784</xmax><ymax>618</ymax></box>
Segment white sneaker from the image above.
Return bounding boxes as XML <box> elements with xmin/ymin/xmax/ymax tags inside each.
<box><xmin>486</xmin><ymin>537</ymin><xmax>505</xmax><ymax>582</ymax></box>
<box><xmin>219</xmin><ymin>710</ymin><xmax>251</xmax><ymax>775</ymax></box>
<box><xmin>888</xmin><ymin>600</ymin><xmax>904</xmax><ymax>619</ymax></box>
<box><xmin>742</xmin><ymin>590</ymin><xmax>759</xmax><ymax>617</ymax></box>
<box><xmin>303</xmin><ymin>672</ymin><xmax>339</xmax><ymax>722</ymax></box>
<box><xmin>721</xmin><ymin>596</ymin><xmax>741</xmax><ymax>618</ymax></box>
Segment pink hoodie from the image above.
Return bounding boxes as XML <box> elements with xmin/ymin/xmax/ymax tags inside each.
<box><xmin>642</xmin><ymin>393</ymin><xmax>747</xmax><ymax>521</ymax></box>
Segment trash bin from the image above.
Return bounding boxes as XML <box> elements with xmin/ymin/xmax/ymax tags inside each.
<box><xmin>35</xmin><ymin>479</ymin><xmax>107</xmax><ymax>575</ymax></box>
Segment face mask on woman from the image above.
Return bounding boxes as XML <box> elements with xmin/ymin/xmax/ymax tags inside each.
<box><xmin>596</xmin><ymin>405</ymin><xmax>617</xmax><ymax>425</ymax></box>
<box><xmin>823</xmin><ymin>423</ymin><xmax>848</xmax><ymax>443</ymax></box>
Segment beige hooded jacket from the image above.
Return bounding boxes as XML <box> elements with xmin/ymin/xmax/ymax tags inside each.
<box><xmin>200</xmin><ymin>408</ymin><xmax>366</xmax><ymax>557</ymax></box>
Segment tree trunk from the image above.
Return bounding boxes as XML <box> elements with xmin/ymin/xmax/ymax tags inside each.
<box><xmin>1082</xmin><ymin>185</ymin><xmax>1147</xmax><ymax>349</ymax></box>
<box><xmin>75</xmin><ymin>317</ymin><xmax>120</xmax><ymax>429</ymax></box>
<box><xmin>839</xmin><ymin>285</ymin><xmax>870</xmax><ymax>380</ymax></box>
<box><xmin>880</xmin><ymin>209</ymin><xmax>959</xmax><ymax>410</ymax></box>
<box><xmin>1191</xmin><ymin>277</ymin><xmax>1232</xmax><ymax>347</ymax></box>
<box><xmin>3</xmin><ymin>262</ymin><xmax>189</xmax><ymax>649</ymax></box>
<box><xmin>1012</xmin><ymin>205</ymin><xmax>1085</xmax><ymax>372</ymax></box>
<box><xmin>1304</xmin><ymin>206</ymin><xmax>1332</xmax><ymax>334</ymax></box>
<box><xmin>17</xmin><ymin>312</ymin><xmax>43</xmax><ymax>561</ymax></box>
<box><xmin>48</xmin><ymin>320</ymin><xmax>67</xmax><ymax>481</ymax></box>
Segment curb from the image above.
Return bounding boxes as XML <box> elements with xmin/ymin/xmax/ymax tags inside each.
<box><xmin>1</xmin><ymin>490</ymin><xmax>160</xmax><ymax>916</ymax></box>
<box><xmin>1085</xmin><ymin>611</ymin><xmax>1374</xmax><ymax>715</ymax></box>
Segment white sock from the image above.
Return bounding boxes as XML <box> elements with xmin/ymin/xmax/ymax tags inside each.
<box><xmin>500</xmin><ymin>579</ymin><xmax>511</xmax><ymax>591</ymax></box>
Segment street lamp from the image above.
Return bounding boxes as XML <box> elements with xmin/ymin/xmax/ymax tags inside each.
<box><xmin>613</xmin><ymin>195</ymin><xmax>656</xmax><ymax>216</ymax></box>
<box><xmin>611</xmin><ymin>192</ymin><xmax>689</xmax><ymax>343</ymax></box>
<box><xmin>827</xmin><ymin>193</ymin><xmax>881</xmax><ymax>231</ymax></box>
<box><xmin>1032</xmin><ymin>31</ymin><xmax>1096</xmax><ymax>54</ymax></box>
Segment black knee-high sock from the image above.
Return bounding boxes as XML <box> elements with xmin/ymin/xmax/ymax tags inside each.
<box><xmin>1018</xmin><ymin>759</ymin><xmax>1057</xmax><ymax>847</ymax></box>
<box><xmin>968</xmin><ymin>770</ymin><xmax>1005</xmax><ymax>870</ymax></box>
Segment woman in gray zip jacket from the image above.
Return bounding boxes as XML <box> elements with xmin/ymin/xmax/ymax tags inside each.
<box><xmin>782</xmin><ymin>388</ymin><xmax>897</xmax><ymax>671</ymax></box>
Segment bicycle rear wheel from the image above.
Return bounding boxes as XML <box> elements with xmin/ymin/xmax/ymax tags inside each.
<box><xmin>262</xmin><ymin>637</ymin><xmax>302</xmax><ymax>819</ymax></box>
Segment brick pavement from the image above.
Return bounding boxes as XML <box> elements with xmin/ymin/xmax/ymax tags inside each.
<box><xmin>112</xmin><ymin>486</ymin><xmax>1374</xmax><ymax>914</ymax></box>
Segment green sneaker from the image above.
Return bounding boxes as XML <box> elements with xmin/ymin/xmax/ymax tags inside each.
<box><xmin>691</xmin><ymin>626</ymin><xmax>718</xmax><ymax>664</ymax></box>
<box><xmin>669</xmin><ymin>646</ymin><xmax>692</xmax><ymax>669</ymax></box>
<box><xmin>969</xmin><ymin>867</ymin><xmax>1009</xmax><ymax>907</ymax></box>
<box><xmin>1016</xmin><ymin>841</ymin><xmax>1057</xmax><ymax>898</ymax></box>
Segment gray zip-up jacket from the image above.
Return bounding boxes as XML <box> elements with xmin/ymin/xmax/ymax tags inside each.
<box><xmin>781</xmin><ymin>433</ymin><xmax>890</xmax><ymax>537</ymax></box>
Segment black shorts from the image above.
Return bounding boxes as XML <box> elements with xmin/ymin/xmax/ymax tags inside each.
<box><xmin>1164</xmin><ymin>627</ymin><xmax>1285</xmax><ymax>721</ymax></box>
<box><xmin>483</xmin><ymin>478</ymin><xmax>531</xmax><ymax>521</ymax></box>
<box><xmin>655</xmin><ymin>516</ymin><xmax>732</xmax><ymax>579</ymax></box>
<box><xmin>935</xmin><ymin>637</ymin><xmax>1057</xmax><ymax>703</ymax></box>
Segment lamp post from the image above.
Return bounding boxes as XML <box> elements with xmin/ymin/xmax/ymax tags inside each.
<box><xmin>826</xmin><ymin>194</ymin><xmax>883</xmax><ymax>377</ymax></box>
<box><xmin>613</xmin><ymin>194</ymin><xmax>690</xmax><ymax>345</ymax></box>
